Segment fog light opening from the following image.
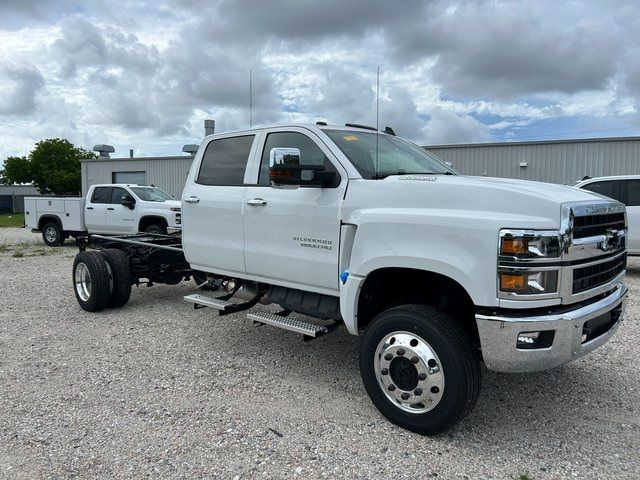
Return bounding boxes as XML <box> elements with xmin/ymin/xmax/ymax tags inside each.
<box><xmin>516</xmin><ymin>330</ymin><xmax>555</xmax><ymax>350</ymax></box>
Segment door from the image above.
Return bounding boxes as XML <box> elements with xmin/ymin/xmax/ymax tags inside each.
<box><xmin>624</xmin><ymin>179</ymin><xmax>640</xmax><ymax>254</ymax></box>
<box><xmin>181</xmin><ymin>133</ymin><xmax>258</xmax><ymax>274</ymax></box>
<box><xmin>105</xmin><ymin>186</ymin><xmax>135</xmax><ymax>233</ymax></box>
<box><xmin>84</xmin><ymin>186</ymin><xmax>109</xmax><ymax>233</ymax></box>
<box><xmin>243</xmin><ymin>129</ymin><xmax>346</xmax><ymax>293</ymax></box>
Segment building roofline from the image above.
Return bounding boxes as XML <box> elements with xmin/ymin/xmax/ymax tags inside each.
<box><xmin>424</xmin><ymin>135</ymin><xmax>640</xmax><ymax>149</ymax></box>
<box><xmin>81</xmin><ymin>155</ymin><xmax>194</xmax><ymax>162</ymax></box>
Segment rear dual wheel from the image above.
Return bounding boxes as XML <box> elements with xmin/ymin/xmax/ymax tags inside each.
<box><xmin>360</xmin><ymin>305</ymin><xmax>481</xmax><ymax>435</ymax></box>
<box><xmin>72</xmin><ymin>249</ymin><xmax>132</xmax><ymax>311</ymax></box>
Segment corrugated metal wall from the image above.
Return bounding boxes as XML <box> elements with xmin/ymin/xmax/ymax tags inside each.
<box><xmin>81</xmin><ymin>156</ymin><xmax>195</xmax><ymax>198</ymax></box>
<box><xmin>425</xmin><ymin>137</ymin><xmax>640</xmax><ymax>185</ymax></box>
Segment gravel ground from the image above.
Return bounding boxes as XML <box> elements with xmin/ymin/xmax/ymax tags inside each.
<box><xmin>0</xmin><ymin>227</ymin><xmax>638</xmax><ymax>479</ymax></box>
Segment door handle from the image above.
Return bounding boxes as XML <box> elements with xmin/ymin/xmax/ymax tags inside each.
<box><xmin>184</xmin><ymin>196</ymin><xmax>200</xmax><ymax>204</ymax></box>
<box><xmin>246</xmin><ymin>198</ymin><xmax>267</xmax><ymax>206</ymax></box>
<box><xmin>86</xmin><ymin>207</ymin><xmax>93</xmax><ymax>210</ymax></box>
<box><xmin>107</xmin><ymin>207</ymin><xmax>114</xmax><ymax>211</ymax></box>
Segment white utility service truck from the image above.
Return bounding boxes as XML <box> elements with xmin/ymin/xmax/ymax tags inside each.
<box><xmin>25</xmin><ymin>184</ymin><xmax>182</xmax><ymax>246</ymax></box>
<box><xmin>70</xmin><ymin>123</ymin><xmax>628</xmax><ymax>434</ymax></box>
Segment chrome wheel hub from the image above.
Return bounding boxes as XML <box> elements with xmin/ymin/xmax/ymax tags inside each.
<box><xmin>45</xmin><ymin>227</ymin><xmax>57</xmax><ymax>243</ymax></box>
<box><xmin>374</xmin><ymin>331</ymin><xmax>445</xmax><ymax>413</ymax></box>
<box><xmin>74</xmin><ymin>262</ymin><xmax>92</xmax><ymax>302</ymax></box>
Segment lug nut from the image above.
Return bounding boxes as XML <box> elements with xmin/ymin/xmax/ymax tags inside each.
<box><xmin>384</xmin><ymin>353</ymin><xmax>393</xmax><ymax>361</ymax></box>
<box><xmin>414</xmin><ymin>388</ymin><xmax>423</xmax><ymax>395</ymax></box>
<box><xmin>418</xmin><ymin>373</ymin><xmax>427</xmax><ymax>381</ymax></box>
<box><xmin>401</xmin><ymin>393</ymin><xmax>410</xmax><ymax>400</ymax></box>
<box><xmin>430</xmin><ymin>386</ymin><xmax>440</xmax><ymax>394</ymax></box>
<box><xmin>381</xmin><ymin>368</ymin><xmax>389</xmax><ymax>375</ymax></box>
<box><xmin>411</xmin><ymin>356</ymin><xmax>419</xmax><ymax>364</ymax></box>
<box><xmin>396</xmin><ymin>348</ymin><xmax>405</xmax><ymax>356</ymax></box>
<box><xmin>388</xmin><ymin>384</ymin><xmax>396</xmax><ymax>391</ymax></box>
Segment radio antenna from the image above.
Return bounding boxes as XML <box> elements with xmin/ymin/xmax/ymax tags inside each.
<box><xmin>375</xmin><ymin>66</ymin><xmax>380</xmax><ymax>178</ymax></box>
<box><xmin>249</xmin><ymin>69</ymin><xmax>253</xmax><ymax>128</ymax></box>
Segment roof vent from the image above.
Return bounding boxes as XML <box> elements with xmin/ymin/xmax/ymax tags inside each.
<box><xmin>182</xmin><ymin>144</ymin><xmax>199</xmax><ymax>156</ymax></box>
<box><xmin>93</xmin><ymin>144</ymin><xmax>115</xmax><ymax>158</ymax></box>
<box><xmin>204</xmin><ymin>119</ymin><xmax>215</xmax><ymax>136</ymax></box>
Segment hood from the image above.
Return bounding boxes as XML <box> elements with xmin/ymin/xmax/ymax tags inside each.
<box><xmin>166</xmin><ymin>200</ymin><xmax>182</xmax><ymax>209</ymax></box>
<box><xmin>342</xmin><ymin>175</ymin><xmax>611</xmax><ymax>229</ymax></box>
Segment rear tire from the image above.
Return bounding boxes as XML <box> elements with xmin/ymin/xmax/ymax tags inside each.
<box><xmin>359</xmin><ymin>304</ymin><xmax>481</xmax><ymax>435</ymax></box>
<box><xmin>73</xmin><ymin>251</ymin><xmax>111</xmax><ymax>312</ymax></box>
<box><xmin>145</xmin><ymin>224</ymin><xmax>167</xmax><ymax>235</ymax></box>
<box><xmin>42</xmin><ymin>222</ymin><xmax>63</xmax><ymax>247</ymax></box>
<box><xmin>100</xmin><ymin>249</ymin><xmax>132</xmax><ymax>308</ymax></box>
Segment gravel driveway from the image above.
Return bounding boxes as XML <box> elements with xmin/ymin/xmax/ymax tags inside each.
<box><xmin>0</xmin><ymin>227</ymin><xmax>638</xmax><ymax>479</ymax></box>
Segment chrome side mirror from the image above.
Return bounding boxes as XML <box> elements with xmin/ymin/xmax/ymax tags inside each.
<box><xmin>270</xmin><ymin>147</ymin><xmax>301</xmax><ymax>167</ymax></box>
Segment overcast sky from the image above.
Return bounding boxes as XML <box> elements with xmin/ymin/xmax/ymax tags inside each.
<box><xmin>1</xmin><ymin>0</ymin><xmax>639</xmax><ymax>159</ymax></box>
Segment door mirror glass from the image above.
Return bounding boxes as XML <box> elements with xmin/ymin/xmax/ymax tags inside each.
<box><xmin>121</xmin><ymin>194</ymin><xmax>136</xmax><ymax>209</ymax></box>
<box><xmin>269</xmin><ymin>147</ymin><xmax>336</xmax><ymax>188</ymax></box>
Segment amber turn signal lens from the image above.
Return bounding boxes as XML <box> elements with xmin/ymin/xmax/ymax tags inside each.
<box><xmin>501</xmin><ymin>238</ymin><xmax>528</xmax><ymax>255</ymax></box>
<box><xmin>500</xmin><ymin>273</ymin><xmax>527</xmax><ymax>291</ymax></box>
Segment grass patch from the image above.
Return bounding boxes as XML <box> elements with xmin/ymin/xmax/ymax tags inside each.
<box><xmin>12</xmin><ymin>250</ymin><xmax>24</xmax><ymax>258</ymax></box>
<box><xmin>0</xmin><ymin>213</ymin><xmax>24</xmax><ymax>228</ymax></box>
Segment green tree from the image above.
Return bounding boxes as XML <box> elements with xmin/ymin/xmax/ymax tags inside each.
<box><xmin>0</xmin><ymin>139</ymin><xmax>96</xmax><ymax>195</ymax></box>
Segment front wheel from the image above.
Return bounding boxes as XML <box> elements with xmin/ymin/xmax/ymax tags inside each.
<box><xmin>145</xmin><ymin>224</ymin><xmax>167</xmax><ymax>235</ymax></box>
<box><xmin>359</xmin><ymin>305</ymin><xmax>481</xmax><ymax>435</ymax></box>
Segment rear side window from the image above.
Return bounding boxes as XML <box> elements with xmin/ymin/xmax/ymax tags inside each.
<box><xmin>197</xmin><ymin>135</ymin><xmax>255</xmax><ymax>186</ymax></box>
<box><xmin>91</xmin><ymin>187</ymin><xmax>111</xmax><ymax>203</ymax></box>
<box><xmin>582</xmin><ymin>180</ymin><xmax>621</xmax><ymax>201</ymax></box>
<box><xmin>626</xmin><ymin>180</ymin><xmax>640</xmax><ymax>206</ymax></box>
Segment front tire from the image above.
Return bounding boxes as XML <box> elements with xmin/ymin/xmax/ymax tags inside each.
<box><xmin>360</xmin><ymin>305</ymin><xmax>481</xmax><ymax>435</ymax></box>
<box><xmin>100</xmin><ymin>249</ymin><xmax>132</xmax><ymax>308</ymax></box>
<box><xmin>42</xmin><ymin>222</ymin><xmax>63</xmax><ymax>247</ymax></box>
<box><xmin>145</xmin><ymin>224</ymin><xmax>167</xmax><ymax>235</ymax></box>
<box><xmin>73</xmin><ymin>251</ymin><xmax>111</xmax><ymax>312</ymax></box>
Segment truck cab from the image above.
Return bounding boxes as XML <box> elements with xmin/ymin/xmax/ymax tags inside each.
<box><xmin>84</xmin><ymin>184</ymin><xmax>182</xmax><ymax>235</ymax></box>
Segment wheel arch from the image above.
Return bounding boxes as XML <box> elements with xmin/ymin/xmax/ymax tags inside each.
<box><xmin>138</xmin><ymin>215</ymin><xmax>168</xmax><ymax>232</ymax></box>
<box><xmin>38</xmin><ymin>214</ymin><xmax>63</xmax><ymax>231</ymax></box>
<box><xmin>351</xmin><ymin>266</ymin><xmax>479</xmax><ymax>346</ymax></box>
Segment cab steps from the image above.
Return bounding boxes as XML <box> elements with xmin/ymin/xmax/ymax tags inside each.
<box><xmin>247</xmin><ymin>311</ymin><xmax>335</xmax><ymax>341</ymax></box>
<box><xmin>184</xmin><ymin>292</ymin><xmax>261</xmax><ymax>316</ymax></box>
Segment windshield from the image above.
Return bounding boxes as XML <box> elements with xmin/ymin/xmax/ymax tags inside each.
<box><xmin>130</xmin><ymin>187</ymin><xmax>173</xmax><ymax>202</ymax></box>
<box><xmin>323</xmin><ymin>129</ymin><xmax>455</xmax><ymax>179</ymax></box>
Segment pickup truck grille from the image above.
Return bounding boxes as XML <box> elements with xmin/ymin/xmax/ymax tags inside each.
<box><xmin>572</xmin><ymin>254</ymin><xmax>626</xmax><ymax>294</ymax></box>
<box><xmin>573</xmin><ymin>212</ymin><xmax>625</xmax><ymax>239</ymax></box>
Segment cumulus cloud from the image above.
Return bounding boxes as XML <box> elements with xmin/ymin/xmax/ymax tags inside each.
<box><xmin>0</xmin><ymin>64</ymin><xmax>45</xmax><ymax>115</ymax></box>
<box><xmin>1</xmin><ymin>0</ymin><xmax>640</xmax><ymax>160</ymax></box>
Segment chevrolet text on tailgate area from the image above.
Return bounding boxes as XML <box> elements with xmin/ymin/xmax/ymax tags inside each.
<box><xmin>71</xmin><ymin>123</ymin><xmax>628</xmax><ymax>434</ymax></box>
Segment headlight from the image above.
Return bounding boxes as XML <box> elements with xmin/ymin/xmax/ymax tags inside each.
<box><xmin>499</xmin><ymin>270</ymin><xmax>558</xmax><ymax>295</ymax></box>
<box><xmin>500</xmin><ymin>230</ymin><xmax>560</xmax><ymax>259</ymax></box>
<box><xmin>498</xmin><ymin>229</ymin><xmax>561</xmax><ymax>298</ymax></box>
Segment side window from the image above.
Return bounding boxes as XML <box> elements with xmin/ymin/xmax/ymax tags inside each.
<box><xmin>258</xmin><ymin>131</ymin><xmax>337</xmax><ymax>186</ymax></box>
<box><xmin>110</xmin><ymin>187</ymin><xmax>129</xmax><ymax>204</ymax></box>
<box><xmin>91</xmin><ymin>187</ymin><xmax>111</xmax><ymax>203</ymax></box>
<box><xmin>626</xmin><ymin>180</ymin><xmax>640</xmax><ymax>206</ymax></box>
<box><xmin>582</xmin><ymin>181</ymin><xmax>615</xmax><ymax>199</ymax></box>
<box><xmin>196</xmin><ymin>135</ymin><xmax>255</xmax><ymax>186</ymax></box>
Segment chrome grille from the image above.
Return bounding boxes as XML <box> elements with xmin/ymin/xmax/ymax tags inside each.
<box><xmin>572</xmin><ymin>254</ymin><xmax>626</xmax><ymax>294</ymax></box>
<box><xmin>573</xmin><ymin>212</ymin><xmax>625</xmax><ymax>239</ymax></box>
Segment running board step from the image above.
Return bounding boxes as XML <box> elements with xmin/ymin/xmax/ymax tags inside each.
<box><xmin>184</xmin><ymin>293</ymin><xmax>235</xmax><ymax>311</ymax></box>
<box><xmin>247</xmin><ymin>311</ymin><xmax>329</xmax><ymax>339</ymax></box>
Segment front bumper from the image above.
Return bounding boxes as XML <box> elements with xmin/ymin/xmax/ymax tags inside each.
<box><xmin>476</xmin><ymin>284</ymin><xmax>627</xmax><ymax>373</ymax></box>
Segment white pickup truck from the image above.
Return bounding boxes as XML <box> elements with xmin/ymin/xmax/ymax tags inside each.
<box><xmin>25</xmin><ymin>184</ymin><xmax>182</xmax><ymax>246</ymax></box>
<box><xmin>71</xmin><ymin>123</ymin><xmax>628</xmax><ymax>434</ymax></box>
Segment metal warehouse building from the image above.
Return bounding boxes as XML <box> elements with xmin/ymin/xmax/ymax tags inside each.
<box><xmin>79</xmin><ymin>132</ymin><xmax>640</xmax><ymax>198</ymax></box>
<box><xmin>425</xmin><ymin>136</ymin><xmax>640</xmax><ymax>185</ymax></box>
<box><xmin>0</xmin><ymin>184</ymin><xmax>39</xmax><ymax>213</ymax></box>
<box><xmin>81</xmin><ymin>153</ymin><xmax>195</xmax><ymax>199</ymax></box>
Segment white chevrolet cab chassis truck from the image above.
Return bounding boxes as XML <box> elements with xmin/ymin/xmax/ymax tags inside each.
<box><xmin>71</xmin><ymin>123</ymin><xmax>628</xmax><ymax>434</ymax></box>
